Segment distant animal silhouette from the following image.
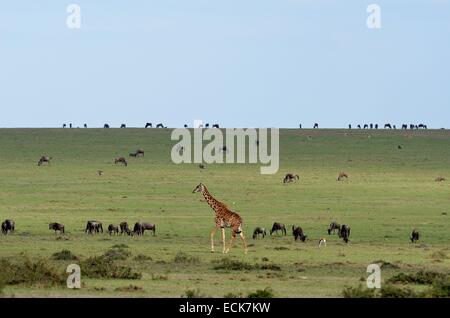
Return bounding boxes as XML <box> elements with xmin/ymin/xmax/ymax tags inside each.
<box><xmin>184</xmin><ymin>124</ymin><xmax>188</xmax><ymax>128</ymax></box>
<box><xmin>156</xmin><ymin>123</ymin><xmax>164</xmax><ymax>128</ymax></box>
<box><xmin>338</xmin><ymin>224</ymin><xmax>351</xmax><ymax>243</ymax></box>
<box><xmin>108</xmin><ymin>224</ymin><xmax>119</xmax><ymax>235</ymax></box>
<box><xmin>252</xmin><ymin>227</ymin><xmax>266</xmax><ymax>239</ymax></box>
<box><xmin>120</xmin><ymin>222</ymin><xmax>131</xmax><ymax>235</ymax></box>
<box><xmin>410</xmin><ymin>229</ymin><xmax>419</xmax><ymax>243</ymax></box>
<box><xmin>37</xmin><ymin>156</ymin><xmax>52</xmax><ymax>166</ymax></box>
<box><xmin>120</xmin><ymin>124</ymin><xmax>126</xmax><ymax>128</ymax></box>
<box><xmin>435</xmin><ymin>176</ymin><xmax>446</xmax><ymax>182</ymax></box>
<box><xmin>145</xmin><ymin>123</ymin><xmax>153</xmax><ymax>128</ymax></box>
<box><xmin>402</xmin><ymin>124</ymin><xmax>407</xmax><ymax>129</ymax></box>
<box><xmin>49</xmin><ymin>223</ymin><xmax>65</xmax><ymax>234</ymax></box>
<box><xmin>212</xmin><ymin>124</ymin><xmax>219</xmax><ymax>128</ymax></box>
<box><xmin>97</xmin><ymin>170</ymin><xmax>104</xmax><ymax>176</ymax></box>
<box><xmin>1</xmin><ymin>219</ymin><xmax>15</xmax><ymax>235</ymax></box>
<box><xmin>313</xmin><ymin>123</ymin><xmax>319</xmax><ymax>129</ymax></box>
<box><xmin>104</xmin><ymin>124</ymin><xmax>110</xmax><ymax>128</ymax></box>
<box><xmin>384</xmin><ymin>124</ymin><xmax>392</xmax><ymax>129</ymax></box>
<box><xmin>84</xmin><ymin>123</ymin><xmax>87</xmax><ymax>128</ymax></box>
<box><xmin>199</xmin><ymin>164</ymin><xmax>205</xmax><ymax>169</ymax></box>
<box><xmin>337</xmin><ymin>172</ymin><xmax>348</xmax><ymax>181</ymax></box>
<box><xmin>327</xmin><ymin>221</ymin><xmax>341</xmax><ymax>235</ymax></box>
<box><xmin>270</xmin><ymin>222</ymin><xmax>287</xmax><ymax>236</ymax></box>
<box><xmin>114</xmin><ymin>157</ymin><xmax>128</xmax><ymax>166</ymax></box>
<box><xmin>283</xmin><ymin>173</ymin><xmax>299</xmax><ymax>183</ymax></box>
<box><xmin>318</xmin><ymin>238</ymin><xmax>327</xmax><ymax>247</ymax></box>
<box><xmin>63</xmin><ymin>124</ymin><xmax>67</xmax><ymax>128</ymax></box>
<box><xmin>85</xmin><ymin>221</ymin><xmax>103</xmax><ymax>234</ymax></box>
<box><xmin>292</xmin><ymin>225</ymin><xmax>307</xmax><ymax>242</ymax></box>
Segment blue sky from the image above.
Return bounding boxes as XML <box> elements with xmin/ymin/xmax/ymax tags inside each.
<box><xmin>0</xmin><ymin>0</ymin><xmax>449</xmax><ymax>128</ymax></box>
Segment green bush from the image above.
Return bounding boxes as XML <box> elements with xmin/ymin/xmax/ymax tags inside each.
<box><xmin>173</xmin><ymin>252</ymin><xmax>200</xmax><ymax>264</ymax></box>
<box><xmin>387</xmin><ymin>270</ymin><xmax>447</xmax><ymax>285</ymax></box>
<box><xmin>183</xmin><ymin>288</ymin><xmax>204</xmax><ymax>298</ymax></box>
<box><xmin>80</xmin><ymin>256</ymin><xmax>141</xmax><ymax>280</ymax></box>
<box><xmin>342</xmin><ymin>285</ymin><xmax>376</xmax><ymax>298</ymax></box>
<box><xmin>380</xmin><ymin>285</ymin><xmax>417</xmax><ymax>298</ymax></box>
<box><xmin>213</xmin><ymin>258</ymin><xmax>254</xmax><ymax>271</ymax></box>
<box><xmin>247</xmin><ymin>287</ymin><xmax>274</xmax><ymax>298</ymax></box>
<box><xmin>104</xmin><ymin>248</ymin><xmax>131</xmax><ymax>261</ymax></box>
<box><xmin>52</xmin><ymin>249</ymin><xmax>78</xmax><ymax>261</ymax></box>
<box><xmin>0</xmin><ymin>258</ymin><xmax>66</xmax><ymax>287</ymax></box>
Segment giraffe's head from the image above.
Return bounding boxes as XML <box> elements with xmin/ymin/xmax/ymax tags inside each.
<box><xmin>192</xmin><ymin>183</ymin><xmax>205</xmax><ymax>193</ymax></box>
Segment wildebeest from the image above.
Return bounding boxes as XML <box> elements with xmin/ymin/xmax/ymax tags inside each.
<box><xmin>338</xmin><ymin>224</ymin><xmax>351</xmax><ymax>243</ymax></box>
<box><xmin>283</xmin><ymin>173</ymin><xmax>299</xmax><ymax>183</ymax></box>
<box><xmin>318</xmin><ymin>238</ymin><xmax>327</xmax><ymax>247</ymax></box>
<box><xmin>292</xmin><ymin>225</ymin><xmax>307</xmax><ymax>242</ymax></box>
<box><xmin>348</xmin><ymin>124</ymin><xmax>351</xmax><ymax>129</ymax></box>
<box><xmin>327</xmin><ymin>221</ymin><xmax>341</xmax><ymax>235</ymax></box>
<box><xmin>252</xmin><ymin>227</ymin><xmax>266</xmax><ymax>239</ymax></box>
<box><xmin>120</xmin><ymin>124</ymin><xmax>126</xmax><ymax>128</ymax></box>
<box><xmin>384</xmin><ymin>123</ymin><xmax>392</xmax><ymax>129</ymax></box>
<box><xmin>156</xmin><ymin>123</ymin><xmax>164</xmax><ymax>128</ymax></box>
<box><xmin>357</xmin><ymin>124</ymin><xmax>361</xmax><ymax>129</ymax></box>
<box><xmin>108</xmin><ymin>224</ymin><xmax>119</xmax><ymax>235</ymax></box>
<box><xmin>135</xmin><ymin>149</ymin><xmax>144</xmax><ymax>157</ymax></box>
<box><xmin>398</xmin><ymin>145</ymin><xmax>402</xmax><ymax>150</ymax></box>
<box><xmin>205</xmin><ymin>123</ymin><xmax>210</xmax><ymax>128</ymax></box>
<box><xmin>114</xmin><ymin>157</ymin><xmax>128</xmax><ymax>166</ymax></box>
<box><xmin>140</xmin><ymin>223</ymin><xmax>156</xmax><ymax>236</ymax></box>
<box><xmin>212</xmin><ymin>124</ymin><xmax>220</xmax><ymax>128</ymax></box>
<box><xmin>435</xmin><ymin>176</ymin><xmax>446</xmax><ymax>182</ymax></box>
<box><xmin>133</xmin><ymin>222</ymin><xmax>144</xmax><ymax>236</ymax></box>
<box><xmin>199</xmin><ymin>164</ymin><xmax>205</xmax><ymax>169</ymax></box>
<box><xmin>410</xmin><ymin>229</ymin><xmax>420</xmax><ymax>243</ymax></box>
<box><xmin>49</xmin><ymin>222</ymin><xmax>65</xmax><ymax>234</ymax></box>
<box><xmin>84</xmin><ymin>123</ymin><xmax>87</xmax><ymax>128</ymax></box>
<box><xmin>63</xmin><ymin>123</ymin><xmax>67</xmax><ymax>128</ymax></box>
<box><xmin>375</xmin><ymin>124</ymin><xmax>378</xmax><ymax>129</ymax></box>
<box><xmin>402</xmin><ymin>124</ymin><xmax>407</xmax><ymax>129</ymax></box>
<box><xmin>270</xmin><ymin>222</ymin><xmax>287</xmax><ymax>236</ymax></box>
<box><xmin>313</xmin><ymin>123</ymin><xmax>319</xmax><ymax>129</ymax></box>
<box><xmin>120</xmin><ymin>222</ymin><xmax>131</xmax><ymax>235</ymax></box>
<box><xmin>364</xmin><ymin>124</ymin><xmax>368</xmax><ymax>129</ymax></box>
<box><xmin>337</xmin><ymin>172</ymin><xmax>348</xmax><ymax>181</ymax></box>
<box><xmin>1</xmin><ymin>219</ymin><xmax>15</xmax><ymax>235</ymax></box>
<box><xmin>104</xmin><ymin>124</ymin><xmax>110</xmax><ymax>128</ymax></box>
<box><xmin>85</xmin><ymin>221</ymin><xmax>103</xmax><ymax>234</ymax></box>
<box><xmin>37</xmin><ymin>156</ymin><xmax>52</xmax><ymax>166</ymax></box>
<box><xmin>184</xmin><ymin>124</ymin><xmax>188</xmax><ymax>128</ymax></box>
<box><xmin>145</xmin><ymin>122</ymin><xmax>153</xmax><ymax>128</ymax></box>
<box><xmin>129</xmin><ymin>152</ymin><xmax>137</xmax><ymax>157</ymax></box>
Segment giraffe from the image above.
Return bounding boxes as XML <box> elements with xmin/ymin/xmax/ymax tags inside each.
<box><xmin>193</xmin><ymin>183</ymin><xmax>248</xmax><ymax>254</ymax></box>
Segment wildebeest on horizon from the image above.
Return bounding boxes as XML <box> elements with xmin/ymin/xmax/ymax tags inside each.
<box><xmin>114</xmin><ymin>157</ymin><xmax>128</xmax><ymax>166</ymax></box>
<box><xmin>85</xmin><ymin>221</ymin><xmax>103</xmax><ymax>234</ymax></box>
<box><xmin>104</xmin><ymin>124</ymin><xmax>110</xmax><ymax>128</ymax></box>
<box><xmin>120</xmin><ymin>222</ymin><xmax>132</xmax><ymax>235</ymax></box>
<box><xmin>283</xmin><ymin>173</ymin><xmax>299</xmax><ymax>183</ymax></box>
<box><xmin>338</xmin><ymin>224</ymin><xmax>351</xmax><ymax>243</ymax></box>
<box><xmin>410</xmin><ymin>229</ymin><xmax>420</xmax><ymax>243</ymax></box>
<box><xmin>156</xmin><ymin>123</ymin><xmax>164</xmax><ymax>128</ymax></box>
<box><xmin>108</xmin><ymin>224</ymin><xmax>119</xmax><ymax>235</ymax></box>
<box><xmin>1</xmin><ymin>219</ymin><xmax>15</xmax><ymax>235</ymax></box>
<box><xmin>49</xmin><ymin>222</ymin><xmax>65</xmax><ymax>234</ymax></box>
<box><xmin>270</xmin><ymin>222</ymin><xmax>287</xmax><ymax>236</ymax></box>
<box><xmin>327</xmin><ymin>221</ymin><xmax>340</xmax><ymax>235</ymax></box>
<box><xmin>37</xmin><ymin>156</ymin><xmax>52</xmax><ymax>166</ymax></box>
<box><xmin>252</xmin><ymin>227</ymin><xmax>266</xmax><ymax>239</ymax></box>
<box><xmin>120</xmin><ymin>124</ymin><xmax>126</xmax><ymax>128</ymax></box>
<box><xmin>292</xmin><ymin>225</ymin><xmax>307</xmax><ymax>242</ymax></box>
<box><xmin>145</xmin><ymin>122</ymin><xmax>153</xmax><ymax>128</ymax></box>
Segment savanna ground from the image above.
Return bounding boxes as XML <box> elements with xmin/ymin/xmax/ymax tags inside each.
<box><xmin>0</xmin><ymin>128</ymin><xmax>449</xmax><ymax>298</ymax></box>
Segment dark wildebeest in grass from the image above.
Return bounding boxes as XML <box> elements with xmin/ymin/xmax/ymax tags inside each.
<box><xmin>375</xmin><ymin>124</ymin><xmax>379</xmax><ymax>129</ymax></box>
<box><xmin>145</xmin><ymin>122</ymin><xmax>153</xmax><ymax>128</ymax></box>
<box><xmin>384</xmin><ymin>123</ymin><xmax>392</xmax><ymax>129</ymax></box>
<box><xmin>135</xmin><ymin>149</ymin><xmax>144</xmax><ymax>157</ymax></box>
<box><xmin>270</xmin><ymin>222</ymin><xmax>287</xmax><ymax>236</ymax></box>
<box><xmin>212</xmin><ymin>124</ymin><xmax>219</xmax><ymax>128</ymax></box>
<box><xmin>313</xmin><ymin>123</ymin><xmax>319</xmax><ymax>129</ymax></box>
<box><xmin>108</xmin><ymin>224</ymin><xmax>119</xmax><ymax>235</ymax></box>
<box><xmin>435</xmin><ymin>176</ymin><xmax>446</xmax><ymax>182</ymax></box>
<box><xmin>357</xmin><ymin>124</ymin><xmax>361</xmax><ymax>129</ymax></box>
<box><xmin>338</xmin><ymin>224</ymin><xmax>351</xmax><ymax>243</ymax></box>
<box><xmin>104</xmin><ymin>124</ymin><xmax>110</xmax><ymax>128</ymax></box>
<box><xmin>348</xmin><ymin>124</ymin><xmax>351</xmax><ymax>129</ymax></box>
<box><xmin>252</xmin><ymin>227</ymin><xmax>266</xmax><ymax>239</ymax></box>
<box><xmin>327</xmin><ymin>221</ymin><xmax>341</xmax><ymax>235</ymax></box>
<box><xmin>115</xmin><ymin>157</ymin><xmax>128</xmax><ymax>166</ymax></box>
<box><xmin>120</xmin><ymin>124</ymin><xmax>126</xmax><ymax>128</ymax></box>
<box><xmin>156</xmin><ymin>123</ymin><xmax>164</xmax><ymax>128</ymax></box>
<box><xmin>337</xmin><ymin>172</ymin><xmax>348</xmax><ymax>181</ymax></box>
<box><xmin>120</xmin><ymin>222</ymin><xmax>131</xmax><ymax>235</ymax></box>
<box><xmin>205</xmin><ymin>123</ymin><xmax>210</xmax><ymax>128</ymax></box>
<box><xmin>410</xmin><ymin>229</ymin><xmax>420</xmax><ymax>243</ymax></box>
<box><xmin>283</xmin><ymin>173</ymin><xmax>299</xmax><ymax>183</ymax></box>
<box><xmin>292</xmin><ymin>225</ymin><xmax>307</xmax><ymax>242</ymax></box>
<box><xmin>140</xmin><ymin>223</ymin><xmax>156</xmax><ymax>236</ymax></box>
<box><xmin>133</xmin><ymin>222</ymin><xmax>144</xmax><ymax>236</ymax></box>
<box><xmin>364</xmin><ymin>124</ymin><xmax>368</xmax><ymax>129</ymax></box>
<box><xmin>402</xmin><ymin>124</ymin><xmax>407</xmax><ymax>129</ymax></box>
<box><xmin>1</xmin><ymin>219</ymin><xmax>15</xmax><ymax>235</ymax></box>
<box><xmin>37</xmin><ymin>156</ymin><xmax>52</xmax><ymax>166</ymax></box>
<box><xmin>49</xmin><ymin>223</ymin><xmax>65</xmax><ymax>234</ymax></box>
<box><xmin>85</xmin><ymin>221</ymin><xmax>103</xmax><ymax>234</ymax></box>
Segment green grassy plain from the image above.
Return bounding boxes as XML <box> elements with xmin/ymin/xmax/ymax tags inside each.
<box><xmin>0</xmin><ymin>128</ymin><xmax>449</xmax><ymax>297</ymax></box>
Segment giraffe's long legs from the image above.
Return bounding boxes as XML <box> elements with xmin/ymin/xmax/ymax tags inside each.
<box><xmin>210</xmin><ymin>227</ymin><xmax>218</xmax><ymax>253</ymax></box>
<box><xmin>240</xmin><ymin>232</ymin><xmax>248</xmax><ymax>255</ymax></box>
<box><xmin>221</xmin><ymin>228</ymin><xmax>226</xmax><ymax>254</ymax></box>
<box><xmin>225</xmin><ymin>233</ymin><xmax>237</xmax><ymax>254</ymax></box>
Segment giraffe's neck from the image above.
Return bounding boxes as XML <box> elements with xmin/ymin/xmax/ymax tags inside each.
<box><xmin>202</xmin><ymin>187</ymin><xmax>222</xmax><ymax>215</ymax></box>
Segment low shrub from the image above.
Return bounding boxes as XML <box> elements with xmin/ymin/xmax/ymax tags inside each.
<box><xmin>342</xmin><ymin>285</ymin><xmax>376</xmax><ymax>298</ymax></box>
<box><xmin>80</xmin><ymin>256</ymin><xmax>141</xmax><ymax>280</ymax></box>
<box><xmin>51</xmin><ymin>249</ymin><xmax>78</xmax><ymax>261</ymax></box>
<box><xmin>183</xmin><ymin>288</ymin><xmax>204</xmax><ymax>298</ymax></box>
<box><xmin>247</xmin><ymin>287</ymin><xmax>274</xmax><ymax>298</ymax></box>
<box><xmin>213</xmin><ymin>258</ymin><xmax>254</xmax><ymax>271</ymax></box>
<box><xmin>115</xmin><ymin>285</ymin><xmax>143</xmax><ymax>292</ymax></box>
<box><xmin>387</xmin><ymin>270</ymin><xmax>447</xmax><ymax>285</ymax></box>
<box><xmin>173</xmin><ymin>252</ymin><xmax>200</xmax><ymax>264</ymax></box>
<box><xmin>104</xmin><ymin>248</ymin><xmax>131</xmax><ymax>261</ymax></box>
